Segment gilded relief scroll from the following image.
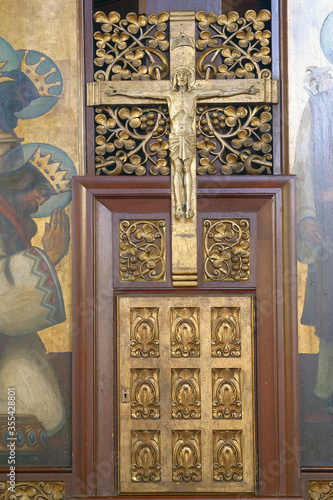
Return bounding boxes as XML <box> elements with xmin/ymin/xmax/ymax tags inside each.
<box><xmin>171</xmin><ymin>368</ymin><xmax>201</xmax><ymax>419</ymax></box>
<box><xmin>170</xmin><ymin>307</ymin><xmax>200</xmax><ymax>357</ymax></box>
<box><xmin>172</xmin><ymin>430</ymin><xmax>202</xmax><ymax>482</ymax></box>
<box><xmin>131</xmin><ymin>368</ymin><xmax>160</xmax><ymax>419</ymax></box>
<box><xmin>130</xmin><ymin>307</ymin><xmax>159</xmax><ymax>358</ymax></box>
<box><xmin>131</xmin><ymin>430</ymin><xmax>161</xmax><ymax>483</ymax></box>
<box><xmin>211</xmin><ymin>307</ymin><xmax>241</xmax><ymax>357</ymax></box>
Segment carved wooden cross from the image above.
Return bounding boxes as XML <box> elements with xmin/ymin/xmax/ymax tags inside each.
<box><xmin>88</xmin><ymin>10</ymin><xmax>278</xmax><ymax>286</ymax></box>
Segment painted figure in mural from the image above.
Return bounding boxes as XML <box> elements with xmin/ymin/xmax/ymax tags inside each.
<box><xmin>0</xmin><ymin>37</ymin><xmax>63</xmax><ymax>163</ymax></box>
<box><xmin>294</xmin><ymin>12</ymin><xmax>333</xmax><ymax>411</ymax></box>
<box><xmin>0</xmin><ymin>145</ymin><xmax>73</xmax><ymax>436</ymax></box>
<box><xmin>108</xmin><ymin>67</ymin><xmax>259</xmax><ymax>219</ymax></box>
<box><xmin>0</xmin><ymin>37</ymin><xmax>75</xmax><ymax>440</ymax></box>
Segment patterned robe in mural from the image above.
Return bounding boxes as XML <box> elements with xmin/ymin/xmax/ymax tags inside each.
<box><xmin>0</xmin><ymin>194</ymin><xmax>66</xmax><ymax>435</ymax></box>
<box><xmin>295</xmin><ymin>86</ymin><xmax>333</xmax><ymax>399</ymax></box>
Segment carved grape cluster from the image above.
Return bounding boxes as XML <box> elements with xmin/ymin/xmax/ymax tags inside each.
<box><xmin>95</xmin><ymin>105</ymin><xmax>170</xmax><ymax>175</ymax></box>
<box><xmin>196</xmin><ymin>104</ymin><xmax>272</xmax><ymax>175</ymax></box>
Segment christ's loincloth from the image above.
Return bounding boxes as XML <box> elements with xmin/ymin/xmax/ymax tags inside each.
<box><xmin>169</xmin><ymin>133</ymin><xmax>195</xmax><ymax>163</ymax></box>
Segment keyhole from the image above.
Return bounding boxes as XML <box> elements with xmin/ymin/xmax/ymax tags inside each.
<box><xmin>122</xmin><ymin>388</ymin><xmax>130</xmax><ymax>403</ymax></box>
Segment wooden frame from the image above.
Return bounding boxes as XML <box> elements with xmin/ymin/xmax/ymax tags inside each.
<box><xmin>71</xmin><ymin>175</ymin><xmax>301</xmax><ymax>499</ymax></box>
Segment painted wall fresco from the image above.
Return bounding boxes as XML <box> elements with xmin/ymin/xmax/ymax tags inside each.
<box><xmin>0</xmin><ymin>0</ymin><xmax>81</xmax><ymax>466</ymax></box>
<box><xmin>289</xmin><ymin>2</ymin><xmax>333</xmax><ymax>466</ymax></box>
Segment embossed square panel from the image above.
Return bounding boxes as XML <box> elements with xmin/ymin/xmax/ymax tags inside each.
<box><xmin>118</xmin><ymin>295</ymin><xmax>254</xmax><ymax>494</ymax></box>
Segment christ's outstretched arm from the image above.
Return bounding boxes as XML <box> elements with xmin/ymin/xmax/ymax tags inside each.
<box><xmin>105</xmin><ymin>85</ymin><xmax>167</xmax><ymax>100</ymax></box>
<box><xmin>197</xmin><ymin>84</ymin><xmax>260</xmax><ymax>100</ymax></box>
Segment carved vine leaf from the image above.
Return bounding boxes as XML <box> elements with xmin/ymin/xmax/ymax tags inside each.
<box><xmin>204</xmin><ymin>219</ymin><xmax>250</xmax><ymax>281</ymax></box>
<box><xmin>94</xmin><ymin>11</ymin><xmax>170</xmax><ymax>81</ymax></box>
<box><xmin>119</xmin><ymin>220</ymin><xmax>166</xmax><ymax>282</ymax></box>
<box><xmin>196</xmin><ymin>10</ymin><xmax>272</xmax><ymax>80</ymax></box>
<box><xmin>0</xmin><ymin>482</ymin><xmax>65</xmax><ymax>500</ymax></box>
<box><xmin>196</xmin><ymin>104</ymin><xmax>272</xmax><ymax>175</ymax></box>
<box><xmin>308</xmin><ymin>481</ymin><xmax>333</xmax><ymax>500</ymax></box>
<box><xmin>95</xmin><ymin>105</ymin><xmax>170</xmax><ymax>175</ymax></box>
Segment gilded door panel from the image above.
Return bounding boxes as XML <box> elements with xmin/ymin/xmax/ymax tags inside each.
<box><xmin>118</xmin><ymin>295</ymin><xmax>255</xmax><ymax>494</ymax></box>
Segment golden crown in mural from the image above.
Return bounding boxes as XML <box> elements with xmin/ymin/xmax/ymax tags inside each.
<box><xmin>30</xmin><ymin>147</ymin><xmax>71</xmax><ymax>194</ymax></box>
<box><xmin>20</xmin><ymin>50</ymin><xmax>62</xmax><ymax>98</ymax></box>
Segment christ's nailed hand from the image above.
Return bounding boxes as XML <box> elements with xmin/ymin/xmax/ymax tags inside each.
<box><xmin>42</xmin><ymin>207</ymin><xmax>70</xmax><ymax>265</ymax></box>
<box><xmin>104</xmin><ymin>86</ymin><xmax>117</xmax><ymax>96</ymax></box>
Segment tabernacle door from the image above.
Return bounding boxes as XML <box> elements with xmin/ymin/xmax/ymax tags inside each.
<box><xmin>72</xmin><ymin>176</ymin><xmax>300</xmax><ymax>500</ymax></box>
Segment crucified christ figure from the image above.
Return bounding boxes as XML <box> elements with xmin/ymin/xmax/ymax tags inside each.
<box><xmin>107</xmin><ymin>67</ymin><xmax>259</xmax><ymax>219</ymax></box>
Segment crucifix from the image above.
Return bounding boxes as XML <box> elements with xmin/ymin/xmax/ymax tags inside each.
<box><xmin>87</xmin><ymin>10</ymin><xmax>278</xmax><ymax>286</ymax></box>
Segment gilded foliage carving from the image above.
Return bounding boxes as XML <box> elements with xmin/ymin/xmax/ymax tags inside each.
<box><xmin>0</xmin><ymin>482</ymin><xmax>65</xmax><ymax>500</ymax></box>
<box><xmin>95</xmin><ymin>105</ymin><xmax>170</xmax><ymax>175</ymax></box>
<box><xmin>204</xmin><ymin>219</ymin><xmax>250</xmax><ymax>281</ymax></box>
<box><xmin>308</xmin><ymin>481</ymin><xmax>333</xmax><ymax>500</ymax></box>
<box><xmin>119</xmin><ymin>220</ymin><xmax>166</xmax><ymax>282</ymax></box>
<box><xmin>172</xmin><ymin>430</ymin><xmax>202</xmax><ymax>482</ymax></box>
<box><xmin>172</xmin><ymin>368</ymin><xmax>201</xmax><ymax>419</ymax></box>
<box><xmin>130</xmin><ymin>307</ymin><xmax>159</xmax><ymax>357</ymax></box>
<box><xmin>213</xmin><ymin>430</ymin><xmax>243</xmax><ymax>482</ymax></box>
<box><xmin>196</xmin><ymin>10</ymin><xmax>272</xmax><ymax>80</ymax></box>
<box><xmin>131</xmin><ymin>368</ymin><xmax>160</xmax><ymax>419</ymax></box>
<box><xmin>211</xmin><ymin>307</ymin><xmax>241</xmax><ymax>357</ymax></box>
<box><xmin>93</xmin><ymin>11</ymin><xmax>170</xmax><ymax>81</ymax></box>
<box><xmin>196</xmin><ymin>104</ymin><xmax>272</xmax><ymax>175</ymax></box>
<box><xmin>212</xmin><ymin>368</ymin><xmax>242</xmax><ymax>419</ymax></box>
<box><xmin>131</xmin><ymin>430</ymin><xmax>161</xmax><ymax>482</ymax></box>
<box><xmin>170</xmin><ymin>307</ymin><xmax>200</xmax><ymax>358</ymax></box>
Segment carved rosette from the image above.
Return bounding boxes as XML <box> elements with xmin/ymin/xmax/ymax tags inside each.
<box><xmin>308</xmin><ymin>481</ymin><xmax>333</xmax><ymax>500</ymax></box>
<box><xmin>131</xmin><ymin>368</ymin><xmax>160</xmax><ymax>419</ymax></box>
<box><xmin>213</xmin><ymin>430</ymin><xmax>243</xmax><ymax>482</ymax></box>
<box><xmin>95</xmin><ymin>105</ymin><xmax>170</xmax><ymax>176</ymax></box>
<box><xmin>211</xmin><ymin>307</ymin><xmax>241</xmax><ymax>357</ymax></box>
<box><xmin>130</xmin><ymin>307</ymin><xmax>159</xmax><ymax>357</ymax></box>
<box><xmin>93</xmin><ymin>11</ymin><xmax>170</xmax><ymax>82</ymax></box>
<box><xmin>212</xmin><ymin>368</ymin><xmax>242</xmax><ymax>419</ymax></box>
<box><xmin>195</xmin><ymin>10</ymin><xmax>272</xmax><ymax>80</ymax></box>
<box><xmin>203</xmin><ymin>219</ymin><xmax>250</xmax><ymax>281</ymax></box>
<box><xmin>170</xmin><ymin>307</ymin><xmax>200</xmax><ymax>358</ymax></box>
<box><xmin>196</xmin><ymin>105</ymin><xmax>272</xmax><ymax>175</ymax></box>
<box><xmin>119</xmin><ymin>220</ymin><xmax>166</xmax><ymax>282</ymax></box>
<box><xmin>172</xmin><ymin>430</ymin><xmax>202</xmax><ymax>482</ymax></box>
<box><xmin>0</xmin><ymin>482</ymin><xmax>65</xmax><ymax>500</ymax></box>
<box><xmin>131</xmin><ymin>430</ymin><xmax>161</xmax><ymax>482</ymax></box>
<box><xmin>171</xmin><ymin>368</ymin><xmax>201</xmax><ymax>419</ymax></box>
